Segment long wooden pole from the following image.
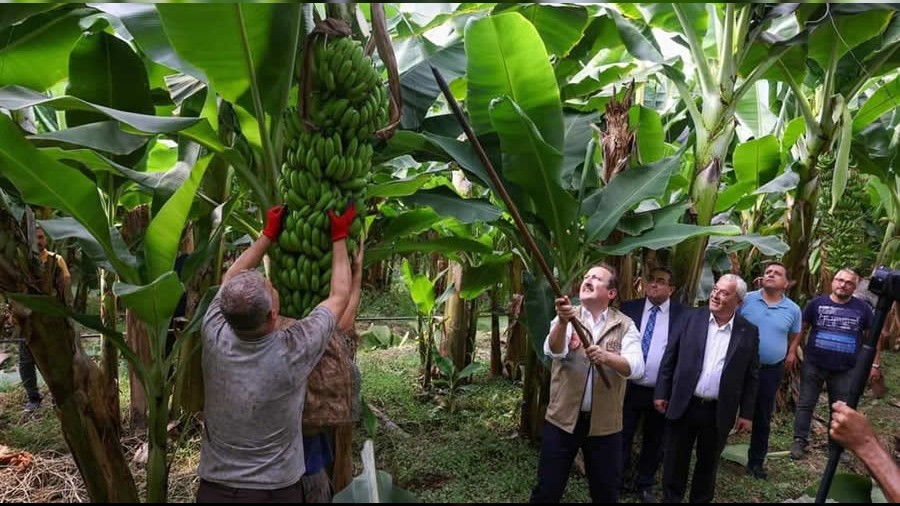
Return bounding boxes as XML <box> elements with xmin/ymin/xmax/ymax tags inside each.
<box><xmin>430</xmin><ymin>66</ymin><xmax>610</xmax><ymax>388</ymax></box>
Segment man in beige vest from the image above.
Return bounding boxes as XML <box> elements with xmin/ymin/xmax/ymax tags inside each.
<box><xmin>530</xmin><ymin>263</ymin><xmax>644</xmax><ymax>503</ymax></box>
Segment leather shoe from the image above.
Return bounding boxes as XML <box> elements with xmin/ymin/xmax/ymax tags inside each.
<box><xmin>639</xmin><ymin>489</ymin><xmax>658</xmax><ymax>503</ymax></box>
<box><xmin>746</xmin><ymin>464</ymin><xmax>768</xmax><ymax>480</ymax></box>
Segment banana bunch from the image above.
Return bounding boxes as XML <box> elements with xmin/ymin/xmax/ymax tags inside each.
<box><xmin>816</xmin><ymin>157</ymin><xmax>873</xmax><ymax>274</ymax></box>
<box><xmin>274</xmin><ymin>34</ymin><xmax>388</xmax><ymax>319</ymax></box>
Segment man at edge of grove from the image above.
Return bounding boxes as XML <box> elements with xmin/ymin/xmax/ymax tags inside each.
<box><xmin>788</xmin><ymin>268</ymin><xmax>878</xmax><ymax>461</ymax></box>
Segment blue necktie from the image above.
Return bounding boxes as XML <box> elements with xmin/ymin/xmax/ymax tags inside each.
<box><xmin>641</xmin><ymin>305</ymin><xmax>660</xmax><ymax>360</ymax></box>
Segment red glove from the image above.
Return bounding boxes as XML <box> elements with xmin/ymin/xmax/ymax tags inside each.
<box><xmin>328</xmin><ymin>204</ymin><xmax>356</xmax><ymax>242</ymax></box>
<box><xmin>262</xmin><ymin>205</ymin><xmax>286</xmax><ymax>241</ymax></box>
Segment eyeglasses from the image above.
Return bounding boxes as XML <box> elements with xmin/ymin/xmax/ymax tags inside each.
<box><xmin>710</xmin><ymin>287</ymin><xmax>734</xmax><ymax>298</ymax></box>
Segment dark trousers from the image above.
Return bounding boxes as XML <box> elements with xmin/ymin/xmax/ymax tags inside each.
<box><xmin>18</xmin><ymin>341</ymin><xmax>42</xmax><ymax>403</ymax></box>
<box><xmin>793</xmin><ymin>360</ymin><xmax>853</xmax><ymax>443</ymax></box>
<box><xmin>748</xmin><ymin>361</ymin><xmax>784</xmax><ymax>468</ymax></box>
<box><xmin>662</xmin><ymin>398</ymin><xmax>725</xmax><ymax>503</ymax></box>
<box><xmin>621</xmin><ymin>383</ymin><xmax>666</xmax><ymax>491</ymax></box>
<box><xmin>530</xmin><ymin>414</ymin><xmax>623</xmax><ymax>503</ymax></box>
<box><xmin>197</xmin><ymin>478</ymin><xmax>304</xmax><ymax>503</ymax></box>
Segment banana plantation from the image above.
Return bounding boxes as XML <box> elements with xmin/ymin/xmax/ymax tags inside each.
<box><xmin>0</xmin><ymin>2</ymin><xmax>898</xmax><ymax>503</ymax></box>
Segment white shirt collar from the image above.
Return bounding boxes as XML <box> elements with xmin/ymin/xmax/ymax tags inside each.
<box><xmin>708</xmin><ymin>311</ymin><xmax>735</xmax><ymax>331</ymax></box>
<box><xmin>645</xmin><ymin>298</ymin><xmax>671</xmax><ymax>313</ymax></box>
<box><xmin>580</xmin><ymin>306</ymin><xmax>608</xmax><ymax>326</ymax></box>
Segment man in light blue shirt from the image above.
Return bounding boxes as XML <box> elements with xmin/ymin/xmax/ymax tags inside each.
<box><xmin>738</xmin><ymin>262</ymin><xmax>801</xmax><ymax>479</ymax></box>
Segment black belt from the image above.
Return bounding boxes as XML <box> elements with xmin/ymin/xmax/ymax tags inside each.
<box><xmin>761</xmin><ymin>360</ymin><xmax>784</xmax><ymax>370</ymax></box>
<box><xmin>692</xmin><ymin>396</ymin><xmax>717</xmax><ymax>405</ymax></box>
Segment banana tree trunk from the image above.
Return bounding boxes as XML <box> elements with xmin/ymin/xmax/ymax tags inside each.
<box><xmin>520</xmin><ymin>341</ymin><xmax>550</xmax><ymax>441</ymax></box>
<box><xmin>785</xmin><ymin>135</ymin><xmax>827</xmax><ymax>301</ymax></box>
<box><xmin>127</xmin><ymin>312</ymin><xmax>151</xmax><ymax>428</ymax></box>
<box><xmin>489</xmin><ymin>289</ymin><xmax>502</xmax><ymax>377</ymax></box>
<box><xmin>0</xmin><ymin>211</ymin><xmax>137</xmax><ymax>502</ymax></box>
<box><xmin>503</xmin><ymin>258</ymin><xmax>527</xmax><ymax>380</ymax></box>
<box><xmin>99</xmin><ymin>269</ymin><xmax>121</xmax><ymax>433</ymax></box>
<box><xmin>441</xmin><ymin>262</ymin><xmax>473</xmax><ymax>371</ymax></box>
<box><xmin>28</xmin><ymin>314</ymin><xmax>140</xmax><ymax>502</ymax></box>
<box><xmin>671</xmin><ymin>120</ymin><xmax>735</xmax><ymax>303</ymax></box>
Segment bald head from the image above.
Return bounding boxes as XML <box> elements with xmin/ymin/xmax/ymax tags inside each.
<box><xmin>220</xmin><ymin>270</ymin><xmax>274</xmax><ymax>335</ymax></box>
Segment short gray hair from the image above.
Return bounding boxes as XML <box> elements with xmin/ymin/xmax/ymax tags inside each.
<box><xmin>719</xmin><ymin>274</ymin><xmax>747</xmax><ymax>300</ymax></box>
<box><xmin>220</xmin><ymin>270</ymin><xmax>272</xmax><ymax>333</ymax></box>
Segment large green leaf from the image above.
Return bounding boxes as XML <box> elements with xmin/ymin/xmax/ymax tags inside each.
<box><xmin>853</xmin><ymin>75</ymin><xmax>900</xmax><ymax>133</ymax></box>
<box><xmin>398</xmin><ymin>41</ymin><xmax>467</xmax><ymax>130</ymax></box>
<box><xmin>733</xmin><ymin>135</ymin><xmax>781</xmax><ymax>186</ymax></box>
<box><xmin>38</xmin><ymin>216</ymin><xmax>137</xmax><ymax>274</ymax></box>
<box><xmin>489</xmin><ymin>97</ymin><xmax>577</xmax><ymax>253</ymax></box>
<box><xmin>381</xmin><ymin>208</ymin><xmax>444</xmax><ymax>241</ymax></box>
<box><xmin>145</xmin><ymin>155</ymin><xmax>211</xmax><ymax>282</ymax></box>
<box><xmin>0</xmin><ymin>86</ymin><xmax>199</xmax><ymax>133</ymax></box>
<box><xmin>158</xmin><ymin>4</ymin><xmax>299</xmax><ymax>116</ymax></box>
<box><xmin>561</xmin><ymin>112</ymin><xmax>601</xmax><ymax>187</ymax></box>
<box><xmin>466</xmin><ymin>12</ymin><xmax>564</xmax><ymax>149</ymax></box>
<box><xmin>115</xmin><ymin>271</ymin><xmax>183</xmax><ymax>341</ymax></box>
<box><xmin>0</xmin><ymin>114</ymin><xmax>138</xmax><ymax>282</ymax></box>
<box><xmin>782</xmin><ymin>117</ymin><xmax>807</xmax><ymax>152</ymax></box>
<box><xmin>755</xmin><ymin>169</ymin><xmax>799</xmax><ymax>195</ymax></box>
<box><xmin>368</xmin><ymin>173</ymin><xmax>434</xmax><ymax>199</ymax></box>
<box><xmin>583</xmin><ymin>153</ymin><xmax>680</xmax><ymax>242</ymax></box>
<box><xmin>93</xmin><ymin>4</ymin><xmax>203</xmax><ymax>78</ymax></box>
<box><xmin>40</xmin><ymin>147</ymin><xmax>164</xmax><ymax>189</ymax></box>
<box><xmin>516</xmin><ymin>4</ymin><xmax>589</xmax><ymax>57</ymax></box>
<box><xmin>401</xmin><ymin>258</ymin><xmax>436</xmax><ymax>315</ymax></box>
<box><xmin>30</xmin><ymin>121</ymin><xmax>147</xmax><ymax>156</ymax></box>
<box><xmin>0</xmin><ymin>5</ymin><xmax>60</xmax><ymax>30</ymax></box>
<box><xmin>803</xmin><ymin>472</ymin><xmax>873</xmax><ymax>503</ymax></box>
<box><xmin>709</xmin><ymin>234</ymin><xmax>789</xmax><ymax>256</ymax></box>
<box><xmin>461</xmin><ymin>254</ymin><xmax>511</xmax><ymax>300</ymax></box>
<box><xmin>598</xmin><ymin>224</ymin><xmax>741</xmax><ymax>256</ymax></box>
<box><xmin>735</xmin><ymin>82</ymin><xmax>779</xmax><ymax>140</ymax></box>
<box><xmin>640</xmin><ymin>3</ymin><xmax>707</xmax><ymax>36</ymax></box>
<box><xmin>65</xmin><ymin>30</ymin><xmax>154</xmax><ymax>128</ymax></box>
<box><xmin>0</xmin><ymin>7</ymin><xmax>87</xmax><ymax>90</ymax></box>
<box><xmin>607</xmin><ymin>9</ymin><xmax>663</xmax><ymax>63</ymax></box>
<box><xmin>380</xmin><ymin>131</ymin><xmax>494</xmax><ymax>191</ymax></box>
<box><xmin>401</xmin><ymin>186</ymin><xmax>502</xmax><ymax>224</ymax></box>
<box><xmin>720</xmin><ymin>443</ymin><xmax>749</xmax><ymax>466</ymax></box>
<box><xmin>739</xmin><ymin>42</ymin><xmax>807</xmax><ymax>84</ymax></box>
<box><xmin>523</xmin><ymin>271</ymin><xmax>553</xmax><ymax>365</ymax></box>
<box><xmin>807</xmin><ymin>9</ymin><xmax>893</xmax><ymax>68</ymax></box>
<box><xmin>629</xmin><ymin>105</ymin><xmax>664</xmax><ymax>164</ymax></box>
<box><xmin>715</xmin><ymin>181</ymin><xmax>756</xmax><ymax>213</ymax></box>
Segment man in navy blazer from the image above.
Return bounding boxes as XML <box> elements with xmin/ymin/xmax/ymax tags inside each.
<box><xmin>619</xmin><ymin>267</ymin><xmax>685</xmax><ymax>503</ymax></box>
<box><xmin>654</xmin><ymin>274</ymin><xmax>759</xmax><ymax>503</ymax></box>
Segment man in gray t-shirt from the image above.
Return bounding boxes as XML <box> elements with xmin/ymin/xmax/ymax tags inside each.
<box><xmin>196</xmin><ymin>204</ymin><xmax>357</xmax><ymax>503</ymax></box>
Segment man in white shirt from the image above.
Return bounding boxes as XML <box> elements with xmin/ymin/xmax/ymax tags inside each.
<box><xmin>619</xmin><ymin>268</ymin><xmax>685</xmax><ymax>502</ymax></box>
<box><xmin>530</xmin><ymin>263</ymin><xmax>644</xmax><ymax>503</ymax></box>
<box><xmin>654</xmin><ymin>274</ymin><xmax>760</xmax><ymax>503</ymax></box>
